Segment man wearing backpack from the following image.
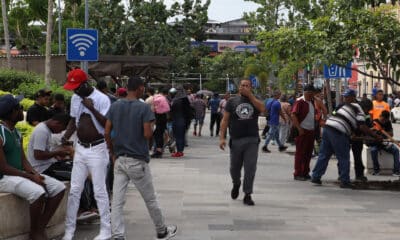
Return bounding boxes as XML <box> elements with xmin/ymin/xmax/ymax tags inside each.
<box><xmin>151</xmin><ymin>88</ymin><xmax>171</xmax><ymax>158</ymax></box>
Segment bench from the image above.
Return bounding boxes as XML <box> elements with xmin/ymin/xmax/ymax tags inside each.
<box><xmin>361</xmin><ymin>146</ymin><xmax>395</xmax><ymax>175</ymax></box>
<box><xmin>0</xmin><ymin>182</ymin><xmax>69</xmax><ymax>240</ymax></box>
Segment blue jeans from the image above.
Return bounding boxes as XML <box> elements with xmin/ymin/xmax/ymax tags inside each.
<box><xmin>264</xmin><ymin>124</ymin><xmax>283</xmax><ymax>147</ymax></box>
<box><xmin>312</xmin><ymin>127</ymin><xmax>351</xmax><ymax>183</ymax></box>
<box><xmin>370</xmin><ymin>144</ymin><xmax>400</xmax><ymax>173</ymax></box>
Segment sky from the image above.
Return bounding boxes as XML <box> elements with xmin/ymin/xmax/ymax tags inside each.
<box><xmin>163</xmin><ymin>0</ymin><xmax>260</xmax><ymax>22</ymax></box>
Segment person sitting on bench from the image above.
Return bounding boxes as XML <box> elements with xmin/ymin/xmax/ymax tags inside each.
<box><xmin>370</xmin><ymin>110</ymin><xmax>400</xmax><ymax>176</ymax></box>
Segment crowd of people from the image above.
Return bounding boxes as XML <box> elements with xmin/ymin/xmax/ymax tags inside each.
<box><xmin>0</xmin><ymin>68</ymin><xmax>399</xmax><ymax>240</ymax></box>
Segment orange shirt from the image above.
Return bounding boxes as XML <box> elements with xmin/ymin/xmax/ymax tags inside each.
<box><xmin>370</xmin><ymin>100</ymin><xmax>390</xmax><ymax>120</ymax></box>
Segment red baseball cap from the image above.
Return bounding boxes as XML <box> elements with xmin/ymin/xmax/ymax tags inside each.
<box><xmin>117</xmin><ymin>87</ymin><xmax>127</xmax><ymax>96</ymax></box>
<box><xmin>64</xmin><ymin>69</ymin><xmax>88</xmax><ymax>90</ymax></box>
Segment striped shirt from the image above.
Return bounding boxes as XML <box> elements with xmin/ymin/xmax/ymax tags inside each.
<box><xmin>325</xmin><ymin>103</ymin><xmax>365</xmax><ymax>136</ymax></box>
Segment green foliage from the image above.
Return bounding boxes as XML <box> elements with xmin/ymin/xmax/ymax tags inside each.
<box><xmin>0</xmin><ymin>68</ymin><xmax>42</xmax><ymax>92</ymax></box>
<box><xmin>16</xmin><ymin>122</ymin><xmax>34</xmax><ymax>152</ymax></box>
<box><xmin>13</xmin><ymin>81</ymin><xmax>73</xmax><ymax>105</ymax></box>
<box><xmin>0</xmin><ymin>90</ymin><xmax>11</xmax><ymax>96</ymax></box>
<box><xmin>248</xmin><ymin>0</ymin><xmax>400</xmax><ymax>87</ymax></box>
<box><xmin>20</xmin><ymin>98</ymin><xmax>35</xmax><ymax>111</ymax></box>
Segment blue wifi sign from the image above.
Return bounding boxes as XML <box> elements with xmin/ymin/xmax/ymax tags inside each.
<box><xmin>67</xmin><ymin>28</ymin><xmax>98</xmax><ymax>61</ymax></box>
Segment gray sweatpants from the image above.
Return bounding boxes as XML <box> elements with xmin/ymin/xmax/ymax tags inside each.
<box><xmin>111</xmin><ymin>156</ymin><xmax>165</xmax><ymax>238</ymax></box>
<box><xmin>229</xmin><ymin>136</ymin><xmax>259</xmax><ymax>194</ymax></box>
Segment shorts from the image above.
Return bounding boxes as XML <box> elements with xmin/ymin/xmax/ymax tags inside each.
<box><xmin>0</xmin><ymin>174</ymin><xmax>65</xmax><ymax>204</ymax></box>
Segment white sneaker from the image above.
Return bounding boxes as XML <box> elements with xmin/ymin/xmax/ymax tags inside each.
<box><xmin>156</xmin><ymin>225</ymin><xmax>177</xmax><ymax>240</ymax></box>
<box><xmin>62</xmin><ymin>232</ymin><xmax>73</xmax><ymax>240</ymax></box>
<box><xmin>93</xmin><ymin>230</ymin><xmax>111</xmax><ymax>240</ymax></box>
<box><xmin>93</xmin><ymin>233</ymin><xmax>111</xmax><ymax>240</ymax></box>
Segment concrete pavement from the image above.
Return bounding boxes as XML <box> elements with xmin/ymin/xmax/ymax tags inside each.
<box><xmin>67</xmin><ymin>113</ymin><xmax>400</xmax><ymax>240</ymax></box>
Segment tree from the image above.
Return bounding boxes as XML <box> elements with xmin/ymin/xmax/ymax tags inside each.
<box><xmin>1</xmin><ymin>0</ymin><xmax>11</xmax><ymax>68</ymax></box>
<box><xmin>249</xmin><ymin>0</ymin><xmax>400</xmax><ymax>88</ymax></box>
<box><xmin>44</xmin><ymin>0</ymin><xmax>53</xmax><ymax>85</ymax></box>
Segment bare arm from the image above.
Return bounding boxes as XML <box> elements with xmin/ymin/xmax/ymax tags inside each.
<box><xmin>62</xmin><ymin>118</ymin><xmax>76</xmax><ymax>142</ymax></box>
<box><xmin>219</xmin><ymin>111</ymin><xmax>230</xmax><ymax>150</ymax></box>
<box><xmin>34</xmin><ymin>149</ymin><xmax>70</xmax><ymax>161</ymax></box>
<box><xmin>104</xmin><ymin>119</ymin><xmax>114</xmax><ymax>155</ymax></box>
<box><xmin>248</xmin><ymin>94</ymin><xmax>265</xmax><ymax>113</ymax></box>
<box><xmin>360</xmin><ymin>124</ymin><xmax>382</xmax><ymax>139</ymax></box>
<box><xmin>143</xmin><ymin>121</ymin><xmax>153</xmax><ymax>140</ymax></box>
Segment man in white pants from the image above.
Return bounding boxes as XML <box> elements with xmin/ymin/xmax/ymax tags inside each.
<box><xmin>62</xmin><ymin>69</ymin><xmax>111</xmax><ymax>240</ymax></box>
<box><xmin>105</xmin><ymin>76</ymin><xmax>177</xmax><ymax>240</ymax></box>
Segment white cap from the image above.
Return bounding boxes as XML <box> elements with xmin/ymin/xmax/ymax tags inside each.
<box><xmin>169</xmin><ymin>87</ymin><xmax>177</xmax><ymax>93</ymax></box>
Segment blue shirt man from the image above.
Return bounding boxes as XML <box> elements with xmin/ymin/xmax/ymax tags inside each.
<box><xmin>262</xmin><ymin>90</ymin><xmax>287</xmax><ymax>153</ymax></box>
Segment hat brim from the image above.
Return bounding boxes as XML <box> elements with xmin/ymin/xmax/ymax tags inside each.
<box><xmin>63</xmin><ymin>82</ymin><xmax>81</xmax><ymax>91</ymax></box>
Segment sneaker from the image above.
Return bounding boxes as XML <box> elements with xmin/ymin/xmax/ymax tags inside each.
<box><xmin>278</xmin><ymin>146</ymin><xmax>288</xmax><ymax>152</ymax></box>
<box><xmin>77</xmin><ymin>211</ymin><xmax>98</xmax><ymax>221</ymax></box>
<box><xmin>62</xmin><ymin>233</ymin><xmax>73</xmax><ymax>240</ymax></box>
<box><xmin>372</xmin><ymin>170</ymin><xmax>380</xmax><ymax>176</ymax></box>
<box><xmin>304</xmin><ymin>174</ymin><xmax>311</xmax><ymax>180</ymax></box>
<box><xmin>193</xmin><ymin>131</ymin><xmax>197</xmax><ymax>136</ymax></box>
<box><xmin>392</xmin><ymin>172</ymin><xmax>400</xmax><ymax>177</ymax></box>
<box><xmin>340</xmin><ymin>182</ymin><xmax>354</xmax><ymax>189</ymax></box>
<box><xmin>156</xmin><ymin>225</ymin><xmax>177</xmax><ymax>240</ymax></box>
<box><xmin>294</xmin><ymin>175</ymin><xmax>306</xmax><ymax>181</ymax></box>
<box><xmin>93</xmin><ymin>232</ymin><xmax>112</xmax><ymax>240</ymax></box>
<box><xmin>262</xmin><ymin>145</ymin><xmax>270</xmax><ymax>153</ymax></box>
<box><xmin>243</xmin><ymin>194</ymin><xmax>255</xmax><ymax>206</ymax></box>
<box><xmin>311</xmin><ymin>178</ymin><xmax>322</xmax><ymax>185</ymax></box>
<box><xmin>231</xmin><ymin>183</ymin><xmax>240</xmax><ymax>199</ymax></box>
<box><xmin>211</xmin><ymin>133</ymin><xmax>213</xmax><ymax>137</ymax></box>
<box><xmin>151</xmin><ymin>151</ymin><xmax>163</xmax><ymax>158</ymax></box>
<box><xmin>171</xmin><ymin>152</ymin><xmax>184</xmax><ymax>158</ymax></box>
<box><xmin>355</xmin><ymin>176</ymin><xmax>368</xmax><ymax>182</ymax></box>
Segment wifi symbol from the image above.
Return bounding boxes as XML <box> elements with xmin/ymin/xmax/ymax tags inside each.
<box><xmin>69</xmin><ymin>33</ymin><xmax>96</xmax><ymax>57</ymax></box>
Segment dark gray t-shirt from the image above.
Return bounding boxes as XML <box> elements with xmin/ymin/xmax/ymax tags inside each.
<box><xmin>106</xmin><ymin>99</ymin><xmax>155</xmax><ymax>162</ymax></box>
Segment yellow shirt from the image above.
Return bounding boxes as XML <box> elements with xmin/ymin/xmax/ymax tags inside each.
<box><xmin>370</xmin><ymin>100</ymin><xmax>390</xmax><ymax>120</ymax></box>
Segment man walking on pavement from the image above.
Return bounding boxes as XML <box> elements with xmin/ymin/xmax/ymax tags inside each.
<box><xmin>208</xmin><ymin>93</ymin><xmax>221</xmax><ymax>136</ymax></box>
<box><xmin>291</xmin><ymin>84</ymin><xmax>315</xmax><ymax>181</ymax></box>
<box><xmin>105</xmin><ymin>76</ymin><xmax>177</xmax><ymax>240</ymax></box>
<box><xmin>219</xmin><ymin>79</ymin><xmax>265</xmax><ymax>206</ymax></box>
<box><xmin>61</xmin><ymin>69</ymin><xmax>112</xmax><ymax>240</ymax></box>
<box><xmin>262</xmin><ymin>90</ymin><xmax>287</xmax><ymax>153</ymax></box>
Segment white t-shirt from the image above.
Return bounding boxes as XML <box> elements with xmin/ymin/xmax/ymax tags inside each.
<box><xmin>70</xmin><ymin>88</ymin><xmax>110</xmax><ymax>135</ymax></box>
<box><xmin>27</xmin><ymin>122</ymin><xmax>56</xmax><ymax>173</ymax></box>
<box><xmin>300</xmin><ymin>101</ymin><xmax>315</xmax><ymax>130</ymax></box>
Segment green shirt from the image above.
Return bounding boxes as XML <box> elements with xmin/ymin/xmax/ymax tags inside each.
<box><xmin>0</xmin><ymin>124</ymin><xmax>22</xmax><ymax>179</ymax></box>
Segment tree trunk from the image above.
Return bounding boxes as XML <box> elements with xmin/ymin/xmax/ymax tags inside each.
<box><xmin>1</xmin><ymin>0</ymin><xmax>11</xmax><ymax>68</ymax></box>
<box><xmin>44</xmin><ymin>0</ymin><xmax>54</xmax><ymax>86</ymax></box>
